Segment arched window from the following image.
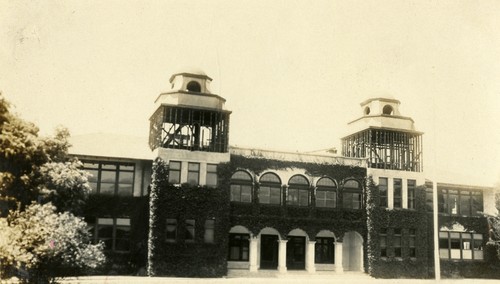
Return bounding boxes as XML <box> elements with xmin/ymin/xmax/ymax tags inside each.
<box><xmin>287</xmin><ymin>175</ymin><xmax>310</xmax><ymax>206</ymax></box>
<box><xmin>316</xmin><ymin>177</ymin><xmax>337</xmax><ymax>208</ymax></box>
<box><xmin>187</xmin><ymin>81</ymin><xmax>201</xmax><ymax>92</ymax></box>
<box><xmin>230</xmin><ymin>171</ymin><xmax>252</xmax><ymax>203</ymax></box>
<box><xmin>382</xmin><ymin>105</ymin><xmax>393</xmax><ymax>115</ymax></box>
<box><xmin>342</xmin><ymin>179</ymin><xmax>363</xmax><ymax>209</ymax></box>
<box><xmin>259</xmin><ymin>173</ymin><xmax>282</xmax><ymax>205</ymax></box>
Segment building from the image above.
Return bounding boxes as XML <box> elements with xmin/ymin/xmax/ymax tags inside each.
<box><xmin>69</xmin><ymin>70</ymin><xmax>499</xmax><ymax>278</ymax></box>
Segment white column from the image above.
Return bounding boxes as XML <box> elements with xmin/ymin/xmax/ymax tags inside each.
<box><xmin>306</xmin><ymin>241</ymin><xmax>316</xmax><ymax>273</ymax></box>
<box><xmin>249</xmin><ymin>236</ymin><xmax>258</xmax><ymax>272</ymax></box>
<box><xmin>335</xmin><ymin>242</ymin><xmax>344</xmax><ymax>273</ymax></box>
<box><xmin>278</xmin><ymin>240</ymin><xmax>288</xmax><ymax>273</ymax></box>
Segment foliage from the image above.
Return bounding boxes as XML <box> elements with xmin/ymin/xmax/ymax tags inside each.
<box><xmin>0</xmin><ymin>202</ymin><xmax>105</xmax><ymax>283</ymax></box>
<box><xmin>148</xmin><ymin>158</ymin><xmax>229</xmax><ymax>277</ymax></box>
<box><xmin>366</xmin><ymin>177</ymin><xmax>429</xmax><ymax>278</ymax></box>
<box><xmin>0</xmin><ymin>94</ymin><xmax>89</xmax><ymax>213</ymax></box>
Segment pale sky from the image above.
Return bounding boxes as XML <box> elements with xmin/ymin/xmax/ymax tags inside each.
<box><xmin>1</xmin><ymin>0</ymin><xmax>499</xmax><ymax>186</ymax></box>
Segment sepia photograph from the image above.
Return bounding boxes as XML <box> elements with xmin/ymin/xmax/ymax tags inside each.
<box><xmin>1</xmin><ymin>1</ymin><xmax>499</xmax><ymax>283</ymax></box>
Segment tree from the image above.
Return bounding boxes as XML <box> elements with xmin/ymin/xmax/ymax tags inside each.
<box><xmin>0</xmin><ymin>94</ymin><xmax>105</xmax><ymax>282</ymax></box>
<box><xmin>0</xmin><ymin>203</ymin><xmax>105</xmax><ymax>283</ymax></box>
<box><xmin>0</xmin><ymin>94</ymin><xmax>90</xmax><ymax>213</ymax></box>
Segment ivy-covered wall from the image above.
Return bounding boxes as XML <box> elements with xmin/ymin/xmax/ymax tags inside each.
<box><xmin>147</xmin><ymin>158</ymin><xmax>230</xmax><ymax>277</ymax></box>
<box><xmin>425</xmin><ymin>214</ymin><xmax>500</xmax><ymax>279</ymax></box>
<box><xmin>366</xmin><ymin>179</ymin><xmax>430</xmax><ymax>278</ymax></box>
<box><xmin>218</xmin><ymin>155</ymin><xmax>368</xmax><ymax>240</ymax></box>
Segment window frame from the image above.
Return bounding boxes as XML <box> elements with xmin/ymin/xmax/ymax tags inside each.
<box><xmin>187</xmin><ymin>162</ymin><xmax>200</xmax><ymax>186</ymax></box>
<box><xmin>287</xmin><ymin>175</ymin><xmax>310</xmax><ymax>207</ymax></box>
<box><xmin>230</xmin><ymin>170</ymin><xmax>253</xmax><ymax>203</ymax></box>
<box><xmin>94</xmin><ymin>217</ymin><xmax>131</xmax><ymax>252</ymax></box>
<box><xmin>407</xmin><ymin>179</ymin><xmax>416</xmax><ymax>209</ymax></box>
<box><xmin>379</xmin><ymin>177</ymin><xmax>388</xmax><ymax>207</ymax></box>
<box><xmin>206</xmin><ymin>164</ymin><xmax>218</xmax><ymax>187</ymax></box>
<box><xmin>439</xmin><ymin>231</ymin><xmax>484</xmax><ymax>260</ymax></box>
<box><xmin>168</xmin><ymin>161</ymin><xmax>181</xmax><ymax>184</ymax></box>
<box><xmin>315</xmin><ymin>177</ymin><xmax>337</xmax><ymax>208</ymax></box>
<box><xmin>393</xmin><ymin>178</ymin><xmax>402</xmax><ymax>208</ymax></box>
<box><xmin>315</xmin><ymin>237</ymin><xmax>335</xmax><ymax>264</ymax></box>
<box><xmin>342</xmin><ymin>179</ymin><xmax>363</xmax><ymax>210</ymax></box>
<box><xmin>228</xmin><ymin>233</ymin><xmax>250</xmax><ymax>261</ymax></box>
<box><xmin>82</xmin><ymin>161</ymin><xmax>135</xmax><ymax>196</ymax></box>
<box><xmin>259</xmin><ymin>173</ymin><xmax>282</xmax><ymax>205</ymax></box>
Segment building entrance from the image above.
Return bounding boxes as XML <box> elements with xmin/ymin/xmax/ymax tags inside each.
<box><xmin>260</xmin><ymin>234</ymin><xmax>279</xmax><ymax>269</ymax></box>
<box><xmin>286</xmin><ymin>236</ymin><xmax>306</xmax><ymax>270</ymax></box>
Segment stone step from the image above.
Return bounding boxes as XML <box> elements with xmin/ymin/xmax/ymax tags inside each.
<box><xmin>227</xmin><ymin>269</ymin><xmax>373</xmax><ymax>279</ymax></box>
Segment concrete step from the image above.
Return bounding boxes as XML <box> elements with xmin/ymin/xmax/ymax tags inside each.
<box><xmin>227</xmin><ymin>269</ymin><xmax>373</xmax><ymax>279</ymax></box>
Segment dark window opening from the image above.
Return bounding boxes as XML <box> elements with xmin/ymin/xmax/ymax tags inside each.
<box><xmin>187</xmin><ymin>81</ymin><xmax>201</xmax><ymax>92</ymax></box>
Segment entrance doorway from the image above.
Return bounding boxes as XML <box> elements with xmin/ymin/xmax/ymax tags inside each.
<box><xmin>286</xmin><ymin>236</ymin><xmax>306</xmax><ymax>270</ymax></box>
<box><xmin>260</xmin><ymin>234</ymin><xmax>278</xmax><ymax>269</ymax></box>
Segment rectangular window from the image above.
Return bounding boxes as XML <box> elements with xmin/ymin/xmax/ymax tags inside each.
<box><xmin>228</xmin><ymin>234</ymin><xmax>250</xmax><ymax>261</ymax></box>
<box><xmin>168</xmin><ymin>161</ymin><xmax>181</xmax><ymax>184</ymax></box>
<box><xmin>316</xmin><ymin>190</ymin><xmax>336</xmax><ymax>208</ymax></box>
<box><xmin>187</xmin><ymin>163</ymin><xmax>200</xmax><ymax>185</ymax></box>
<box><xmin>438</xmin><ymin>189</ymin><xmax>483</xmax><ymax>216</ymax></box>
<box><xmin>343</xmin><ymin>192</ymin><xmax>362</xmax><ymax>209</ymax></box>
<box><xmin>379</xmin><ymin>177</ymin><xmax>388</xmax><ymax>207</ymax></box>
<box><xmin>394</xmin><ymin>228</ymin><xmax>402</xmax><ymax>258</ymax></box>
<box><xmin>287</xmin><ymin>188</ymin><xmax>309</xmax><ymax>206</ymax></box>
<box><xmin>315</xmin><ymin>237</ymin><xmax>335</xmax><ymax>264</ymax></box>
<box><xmin>393</xmin><ymin>179</ymin><xmax>402</xmax><ymax>208</ymax></box>
<box><xmin>439</xmin><ymin>231</ymin><xmax>484</xmax><ymax>260</ymax></box>
<box><xmin>95</xmin><ymin>217</ymin><xmax>131</xmax><ymax>252</ymax></box>
<box><xmin>259</xmin><ymin>186</ymin><xmax>281</xmax><ymax>205</ymax></box>
<box><xmin>380</xmin><ymin>228</ymin><xmax>387</xmax><ymax>257</ymax></box>
<box><xmin>425</xmin><ymin>187</ymin><xmax>433</xmax><ymax>212</ymax></box>
<box><xmin>206</xmin><ymin>164</ymin><xmax>218</xmax><ymax>187</ymax></box>
<box><xmin>166</xmin><ymin>219</ymin><xmax>177</xmax><ymax>242</ymax></box>
<box><xmin>82</xmin><ymin>161</ymin><xmax>135</xmax><ymax>196</ymax></box>
<box><xmin>204</xmin><ymin>219</ymin><xmax>215</xmax><ymax>243</ymax></box>
<box><xmin>185</xmin><ymin>219</ymin><xmax>195</xmax><ymax>242</ymax></box>
<box><xmin>407</xmin><ymin>180</ymin><xmax>416</xmax><ymax>209</ymax></box>
<box><xmin>230</xmin><ymin>184</ymin><xmax>252</xmax><ymax>202</ymax></box>
<box><xmin>409</xmin><ymin>229</ymin><xmax>416</xmax><ymax>258</ymax></box>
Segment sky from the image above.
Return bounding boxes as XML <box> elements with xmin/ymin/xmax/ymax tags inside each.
<box><xmin>1</xmin><ymin>0</ymin><xmax>499</xmax><ymax>186</ymax></box>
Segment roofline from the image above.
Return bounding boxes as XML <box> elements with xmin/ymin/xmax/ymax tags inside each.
<box><xmin>154</xmin><ymin>90</ymin><xmax>227</xmax><ymax>103</ymax></box>
<box><xmin>360</xmin><ymin>97</ymin><xmax>401</xmax><ymax>106</ymax></box>
<box><xmin>229</xmin><ymin>146</ymin><xmax>367</xmax><ymax>162</ymax></box>
<box><xmin>348</xmin><ymin>114</ymin><xmax>415</xmax><ymax>125</ymax></box>
<box><xmin>70</xmin><ymin>154</ymin><xmax>153</xmax><ymax>162</ymax></box>
<box><xmin>424</xmin><ymin>180</ymin><xmax>493</xmax><ymax>191</ymax></box>
<box><xmin>341</xmin><ymin>126</ymin><xmax>424</xmax><ymax>140</ymax></box>
<box><xmin>169</xmin><ymin>72</ymin><xmax>213</xmax><ymax>83</ymax></box>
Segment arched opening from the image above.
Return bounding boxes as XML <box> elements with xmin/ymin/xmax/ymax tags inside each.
<box><xmin>315</xmin><ymin>230</ymin><xmax>336</xmax><ymax>267</ymax></box>
<box><xmin>342</xmin><ymin>231</ymin><xmax>363</xmax><ymax>271</ymax></box>
<box><xmin>342</xmin><ymin>179</ymin><xmax>363</xmax><ymax>209</ymax></box>
<box><xmin>228</xmin><ymin>226</ymin><xmax>251</xmax><ymax>264</ymax></box>
<box><xmin>259</xmin><ymin>173</ymin><xmax>282</xmax><ymax>205</ymax></box>
<box><xmin>230</xmin><ymin>171</ymin><xmax>253</xmax><ymax>203</ymax></box>
<box><xmin>186</xmin><ymin>81</ymin><xmax>201</xmax><ymax>92</ymax></box>
<box><xmin>382</xmin><ymin>105</ymin><xmax>393</xmax><ymax>115</ymax></box>
<box><xmin>287</xmin><ymin>229</ymin><xmax>308</xmax><ymax>270</ymax></box>
<box><xmin>287</xmin><ymin>175</ymin><xmax>310</xmax><ymax>206</ymax></box>
<box><xmin>259</xmin><ymin>227</ymin><xmax>281</xmax><ymax>270</ymax></box>
<box><xmin>316</xmin><ymin>177</ymin><xmax>337</xmax><ymax>208</ymax></box>
<box><xmin>364</xmin><ymin>106</ymin><xmax>371</xmax><ymax>115</ymax></box>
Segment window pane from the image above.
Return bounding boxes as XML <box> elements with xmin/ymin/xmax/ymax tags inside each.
<box><xmin>119</xmin><ymin>171</ymin><xmax>134</xmax><ymax>184</ymax></box>
<box><xmin>166</xmin><ymin>219</ymin><xmax>177</xmax><ymax>241</ymax></box>
<box><xmin>118</xmin><ymin>184</ymin><xmax>133</xmax><ymax>196</ymax></box>
<box><xmin>259</xmin><ymin>186</ymin><xmax>270</xmax><ymax>204</ymax></box>
<box><xmin>289</xmin><ymin>175</ymin><xmax>309</xmax><ymax>185</ymax></box>
<box><xmin>206</xmin><ymin>173</ymin><xmax>217</xmax><ymax>187</ymax></box>
<box><xmin>185</xmin><ymin>219</ymin><xmax>195</xmax><ymax>241</ymax></box>
<box><xmin>231</xmin><ymin>171</ymin><xmax>252</xmax><ymax>181</ymax></box>
<box><xmin>393</xmin><ymin>179</ymin><xmax>402</xmax><ymax>208</ymax></box>
<box><xmin>187</xmin><ymin>172</ymin><xmax>199</xmax><ymax>185</ymax></box>
<box><xmin>460</xmin><ymin>192</ymin><xmax>471</xmax><ymax>216</ymax></box>
<box><xmin>379</xmin><ymin>177</ymin><xmax>388</xmax><ymax>207</ymax></box>
<box><xmin>270</xmin><ymin>187</ymin><xmax>281</xmax><ymax>204</ymax></box>
<box><xmin>260</xmin><ymin>173</ymin><xmax>280</xmax><ymax>183</ymax></box>
<box><xmin>317</xmin><ymin>177</ymin><xmax>336</xmax><ymax>187</ymax></box>
<box><xmin>101</xmin><ymin>171</ymin><xmax>116</xmax><ymax>183</ymax></box>
<box><xmin>120</xmin><ymin>164</ymin><xmax>134</xmax><ymax>171</ymax></box>
<box><xmin>299</xmin><ymin>190</ymin><xmax>309</xmax><ymax>206</ymax></box>
<box><xmin>83</xmin><ymin>162</ymin><xmax>99</xmax><ymax>169</ymax></box>
<box><xmin>101</xmin><ymin>164</ymin><xmax>117</xmax><ymax>170</ymax></box>
<box><xmin>169</xmin><ymin>161</ymin><xmax>181</xmax><ymax>170</ymax></box>
<box><xmin>241</xmin><ymin>185</ymin><xmax>252</xmax><ymax>202</ymax></box>
<box><xmin>100</xmin><ymin>183</ymin><xmax>115</xmax><ymax>195</ymax></box>
<box><xmin>204</xmin><ymin>220</ymin><xmax>215</xmax><ymax>243</ymax></box>
<box><xmin>188</xmin><ymin>163</ymin><xmax>200</xmax><ymax>171</ymax></box>
<box><xmin>230</xmin><ymin>185</ymin><xmax>241</xmax><ymax>202</ymax></box>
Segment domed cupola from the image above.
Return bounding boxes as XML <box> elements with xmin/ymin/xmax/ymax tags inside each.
<box><xmin>149</xmin><ymin>70</ymin><xmax>231</xmax><ymax>153</ymax></box>
<box><xmin>341</xmin><ymin>97</ymin><xmax>423</xmax><ymax>172</ymax></box>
